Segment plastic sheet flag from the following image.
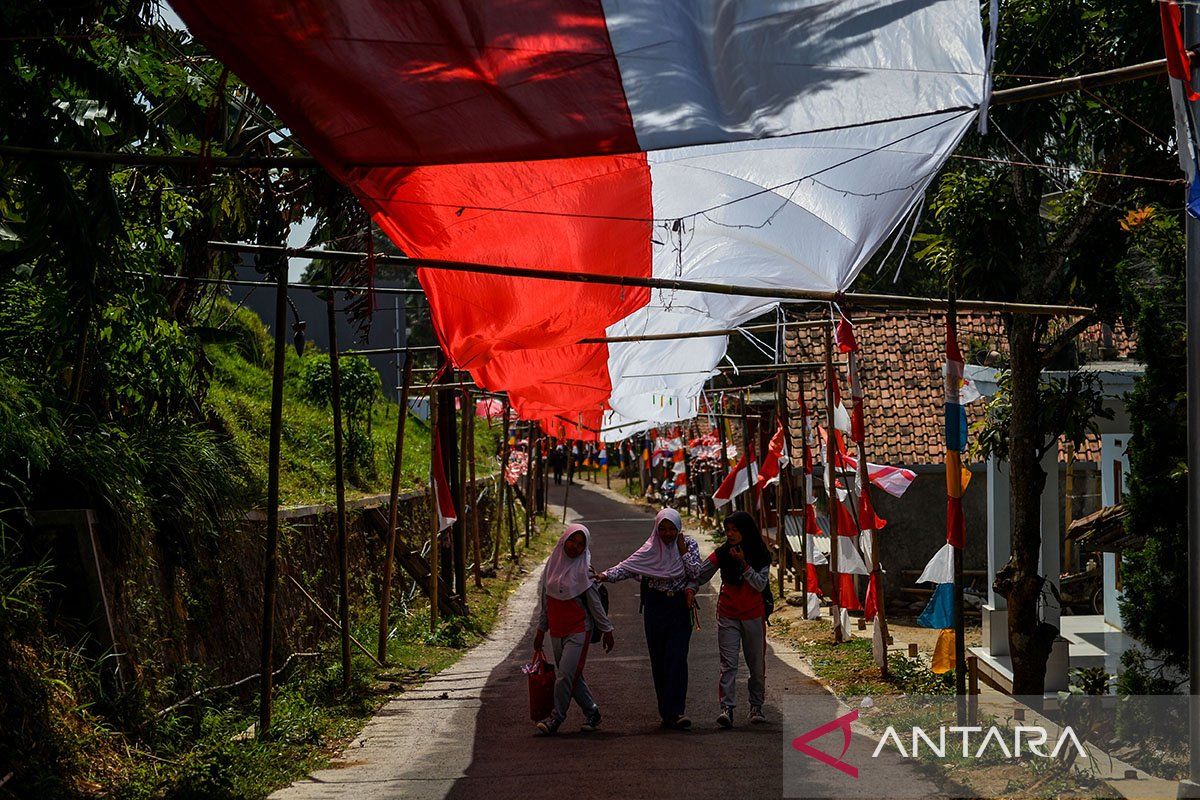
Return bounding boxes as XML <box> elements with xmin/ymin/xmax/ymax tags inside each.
<box><xmin>864</xmin><ymin>573</ymin><xmax>879</xmax><ymax>622</ymax></box>
<box><xmin>918</xmin><ymin>584</ymin><xmax>955</xmax><ymax>630</ymax></box>
<box><xmin>917</xmin><ymin>543</ymin><xmax>956</xmax><ymax>585</ymax></box>
<box><xmin>173</xmin><ymin>0</ymin><xmax>985</xmax><ymax>437</ymax></box>
<box><xmin>431</xmin><ymin>432</ymin><xmax>458</xmax><ymax>532</ymax></box>
<box><xmin>756</xmin><ymin>421</ymin><xmax>789</xmax><ymax>490</ymax></box>
<box><xmin>837</xmin><ymin>573</ymin><xmax>862</xmax><ymax>611</ymax></box>
<box><xmin>837</xmin><ymin>537</ymin><xmax>870</xmax><ymax>576</ymax></box>
<box><xmin>714</xmin><ymin>446</ymin><xmax>757</xmax><ymax>508</ymax></box>
<box><xmin>806</xmin><ymin>592</ymin><xmax>823</xmax><ymax>619</ymax></box>
<box><xmin>931</xmin><ymin>628</ymin><xmax>956</xmax><ymax>674</ymax></box>
<box><xmin>946</xmin><ymin>451</ymin><xmax>968</xmax><ymax>548</ymax></box>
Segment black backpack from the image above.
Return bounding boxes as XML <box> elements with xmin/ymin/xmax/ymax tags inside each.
<box><xmin>762</xmin><ymin>584</ymin><xmax>775</xmax><ymax>623</ymax></box>
<box><xmin>590</xmin><ymin>584</ymin><xmax>611</xmax><ymax>643</ymax></box>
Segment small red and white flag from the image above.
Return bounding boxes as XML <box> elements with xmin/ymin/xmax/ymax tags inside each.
<box><xmin>755</xmin><ymin>422</ymin><xmax>790</xmax><ymax>491</ymax></box>
<box><xmin>431</xmin><ymin>433</ymin><xmax>457</xmax><ymax>532</ymax></box>
<box><xmin>714</xmin><ymin>446</ymin><xmax>758</xmax><ymax>509</ymax></box>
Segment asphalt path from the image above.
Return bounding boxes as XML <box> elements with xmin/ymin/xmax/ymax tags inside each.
<box><xmin>273</xmin><ymin>481</ymin><xmax>936</xmax><ymax>800</ymax></box>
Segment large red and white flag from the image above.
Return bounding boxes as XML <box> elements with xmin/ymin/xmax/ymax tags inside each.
<box><xmin>714</xmin><ymin>447</ymin><xmax>758</xmax><ymax>509</ymax></box>
<box><xmin>172</xmin><ymin>0</ymin><xmax>985</xmax><ymax>437</ymax></box>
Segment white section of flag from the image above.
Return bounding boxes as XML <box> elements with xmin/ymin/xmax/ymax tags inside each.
<box><xmin>714</xmin><ymin>453</ymin><xmax>757</xmax><ymax>508</ymax></box>
<box><xmin>837</xmin><ymin>536</ymin><xmax>870</xmax><ymax>576</ymax></box>
<box><xmin>917</xmin><ymin>542</ymin><xmax>956</xmax><ymax>585</ymax></box>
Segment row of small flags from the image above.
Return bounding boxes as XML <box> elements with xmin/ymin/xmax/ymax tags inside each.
<box><xmin>913</xmin><ymin>316</ymin><xmax>981</xmax><ymax>670</ymax></box>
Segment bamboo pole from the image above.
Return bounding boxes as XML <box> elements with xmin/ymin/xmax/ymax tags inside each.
<box><xmin>740</xmin><ymin>391</ymin><xmax>754</xmax><ymax>516</ymax></box>
<box><xmin>326</xmin><ymin>283</ymin><xmax>352</xmax><ymax>691</ymax></box>
<box><xmin>846</xmin><ymin>326</ymin><xmax>890</xmax><ymax>676</ymax></box>
<box><xmin>378</xmin><ymin>355</ymin><xmax>413</xmax><ymax>664</ymax></box>
<box><xmin>949</xmin><ymin>281</ymin><xmax>968</xmax><ymax>723</ymax></box>
<box><xmin>126</xmin><ymin>270</ymin><xmax>423</xmax><ymax>297</ymax></box>
<box><xmin>468</xmin><ymin>403</ymin><xmax>483</xmax><ymax>588</ymax></box>
<box><xmin>208</xmin><ymin>242</ymin><xmax>1094</xmax><ymax>317</ymax></box>
<box><xmin>429</xmin><ymin>387</ymin><xmax>441</xmax><ymax>633</ymax></box>
<box><xmin>258</xmin><ymin>260</ymin><xmax>288</xmax><ymax>738</ymax></box>
<box><xmin>500</xmin><ymin>403</ymin><xmax>515</xmax><ymax>562</ymax></box>
<box><xmin>578</xmin><ymin>317</ymin><xmax>876</xmax><ymax>345</ymax></box>
<box><xmin>562</xmin><ymin>439</ymin><xmax>573</xmax><ymax>523</ymax></box>
<box><xmin>455</xmin><ymin>388</ymin><xmax>469</xmax><ymax>600</ymax></box>
<box><xmin>796</xmin><ymin>370</ymin><xmax>810</xmax><ymax>599</ymax></box>
<box><xmin>824</xmin><ymin>320</ymin><xmax>845</xmax><ymax>643</ymax></box>
<box><xmin>523</xmin><ymin>423</ymin><xmax>535</xmax><ymax>546</ymax></box>
<box><xmin>775</xmin><ymin>374</ymin><xmax>790</xmax><ymax>601</ymax></box>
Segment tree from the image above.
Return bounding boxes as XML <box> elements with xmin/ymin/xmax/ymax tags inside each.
<box><xmin>1115</xmin><ymin>207</ymin><xmax>1187</xmax><ymax>667</ymax></box>
<box><xmin>909</xmin><ymin>0</ymin><xmax>1177</xmax><ymax>692</ymax></box>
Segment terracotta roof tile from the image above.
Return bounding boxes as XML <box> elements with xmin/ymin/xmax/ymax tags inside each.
<box><xmin>784</xmin><ymin>313</ymin><xmax>1134</xmax><ymax>466</ymax></box>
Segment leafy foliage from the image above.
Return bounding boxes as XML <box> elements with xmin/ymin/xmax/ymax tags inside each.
<box><xmin>972</xmin><ymin>370</ymin><xmax>1112</xmax><ymax>463</ymax></box>
<box><xmin>1115</xmin><ymin>208</ymin><xmax>1187</xmax><ymax>666</ymax></box>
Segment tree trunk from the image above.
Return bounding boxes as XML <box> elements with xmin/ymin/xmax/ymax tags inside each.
<box><xmin>994</xmin><ymin>315</ymin><xmax>1058</xmax><ymax>695</ymax></box>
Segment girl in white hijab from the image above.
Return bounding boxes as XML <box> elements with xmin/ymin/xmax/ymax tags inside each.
<box><xmin>596</xmin><ymin>507</ymin><xmax>702</xmax><ymax>729</ymax></box>
<box><xmin>533</xmin><ymin>524</ymin><xmax>614</xmax><ymax>735</ymax></box>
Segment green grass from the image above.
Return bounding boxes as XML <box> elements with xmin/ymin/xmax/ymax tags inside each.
<box><xmin>204</xmin><ymin>301</ymin><xmax>498</xmax><ymax>506</ymax></box>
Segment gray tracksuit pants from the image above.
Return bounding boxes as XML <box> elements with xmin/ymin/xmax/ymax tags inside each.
<box><xmin>550</xmin><ymin>631</ymin><xmax>597</xmax><ymax>721</ymax></box>
<box><xmin>717</xmin><ymin>615</ymin><xmax>766</xmax><ymax>710</ymax></box>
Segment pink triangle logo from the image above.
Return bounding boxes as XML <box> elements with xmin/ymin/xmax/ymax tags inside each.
<box><xmin>791</xmin><ymin>708</ymin><xmax>859</xmax><ymax>778</ymax></box>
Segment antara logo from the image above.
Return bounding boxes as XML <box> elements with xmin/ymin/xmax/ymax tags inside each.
<box><xmin>872</xmin><ymin>725</ymin><xmax>1089</xmax><ymax>760</ymax></box>
<box><xmin>791</xmin><ymin>711</ymin><xmax>1089</xmax><ymax>780</ymax></box>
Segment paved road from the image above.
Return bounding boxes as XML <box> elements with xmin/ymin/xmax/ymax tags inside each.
<box><xmin>273</xmin><ymin>482</ymin><xmax>935</xmax><ymax>800</ymax></box>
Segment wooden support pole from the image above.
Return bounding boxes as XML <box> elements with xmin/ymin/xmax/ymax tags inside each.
<box><xmin>740</xmin><ymin>391</ymin><xmax>754</xmax><ymax>516</ymax></box>
<box><xmin>258</xmin><ymin>260</ymin><xmax>288</xmax><ymax>738</ymax></box>
<box><xmin>562</xmin><ymin>438</ymin><xmax>573</xmax><ymax>523</ymax></box>
<box><xmin>846</xmin><ymin>326</ymin><xmax>890</xmax><ymax>677</ymax></box>
<box><xmin>775</xmin><ymin>373</ymin><xmax>790</xmax><ymax>601</ymax></box>
<box><xmin>796</xmin><ymin>370</ymin><xmax>810</xmax><ymax>598</ymax></box>
<box><xmin>468</xmin><ymin>402</ymin><xmax>483</xmax><ymax>588</ymax></box>
<box><xmin>456</xmin><ymin>387</ymin><xmax>469</xmax><ymax>601</ymax></box>
<box><xmin>824</xmin><ymin>319</ymin><xmax>845</xmax><ymax>643</ymax></box>
<box><xmin>500</xmin><ymin>403</ymin><xmax>515</xmax><ymax>562</ymax></box>
<box><xmin>429</xmin><ymin>387</ymin><xmax>441</xmax><ymax>633</ymax></box>
<box><xmin>378</xmin><ymin>355</ymin><xmax>413</xmax><ymax>664</ymax></box>
<box><xmin>209</xmin><ymin>242</ymin><xmax>1094</xmax><ymax>317</ymax></box>
<box><xmin>326</xmin><ymin>284</ymin><xmax>352</xmax><ymax>691</ymax></box>
<box><xmin>949</xmin><ymin>282</ymin><xmax>968</xmax><ymax>723</ymax></box>
<box><xmin>523</xmin><ymin>423</ymin><xmax>535</xmax><ymax>546</ymax></box>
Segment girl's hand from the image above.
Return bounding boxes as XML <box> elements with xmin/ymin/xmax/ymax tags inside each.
<box><xmin>592</xmin><ymin>568</ymin><xmax>609</xmax><ymax>583</ymax></box>
<box><xmin>730</xmin><ymin>544</ymin><xmax>745</xmax><ymax>563</ymax></box>
<box><xmin>601</xmin><ymin>630</ymin><xmax>615</xmax><ymax>653</ymax></box>
<box><xmin>676</xmin><ymin>535</ymin><xmax>688</xmax><ymax>555</ymax></box>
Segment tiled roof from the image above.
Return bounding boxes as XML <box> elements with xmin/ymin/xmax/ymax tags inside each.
<box><xmin>784</xmin><ymin>313</ymin><xmax>1135</xmax><ymax>466</ymax></box>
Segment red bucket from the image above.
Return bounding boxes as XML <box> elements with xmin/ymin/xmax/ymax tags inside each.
<box><xmin>523</xmin><ymin>651</ymin><xmax>556</xmax><ymax>721</ymax></box>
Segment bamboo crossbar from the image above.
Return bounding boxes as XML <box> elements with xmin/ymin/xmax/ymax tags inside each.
<box><xmin>207</xmin><ymin>241</ymin><xmax>1092</xmax><ymax>316</ymax></box>
<box><xmin>578</xmin><ymin>317</ymin><xmax>875</xmax><ymax>344</ymax></box>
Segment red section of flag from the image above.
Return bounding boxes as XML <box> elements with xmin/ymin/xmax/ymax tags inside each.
<box><xmin>858</xmin><ymin>489</ymin><xmax>887</xmax><ymax>532</ymax></box>
<box><xmin>169</xmin><ymin>0</ymin><xmax>654</xmax><ymax>435</ymax></box>
<box><xmin>947</xmin><ymin>496</ymin><xmax>965</xmax><ymax>548</ymax></box>
<box><xmin>864</xmin><ymin>573</ymin><xmax>879</xmax><ymax>621</ymax></box>
<box><xmin>431</xmin><ymin>428</ymin><xmax>458</xmax><ymax>531</ymax></box>
<box><xmin>837</xmin><ymin>573</ymin><xmax>862</xmax><ymax>611</ymax></box>
<box><xmin>805</xmin><ymin>505</ymin><xmax>821</xmax><ymax>536</ymax></box>
<box><xmin>170</xmin><ymin>0</ymin><xmax>642</xmax><ymax>167</ymax></box>
<box><xmin>835</xmin><ymin>315</ymin><xmax>859</xmax><ymax>353</ymax></box>
<box><xmin>1162</xmin><ymin>0</ymin><xmax>1200</xmax><ymax>101</ymax></box>
<box><xmin>807</xmin><ymin>562</ymin><xmax>824</xmax><ymax>596</ymax></box>
<box><xmin>755</xmin><ymin>421</ymin><xmax>788</xmax><ymax>490</ymax></box>
<box><xmin>833</xmin><ymin>497</ymin><xmax>858</xmax><ymax>536</ymax></box>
